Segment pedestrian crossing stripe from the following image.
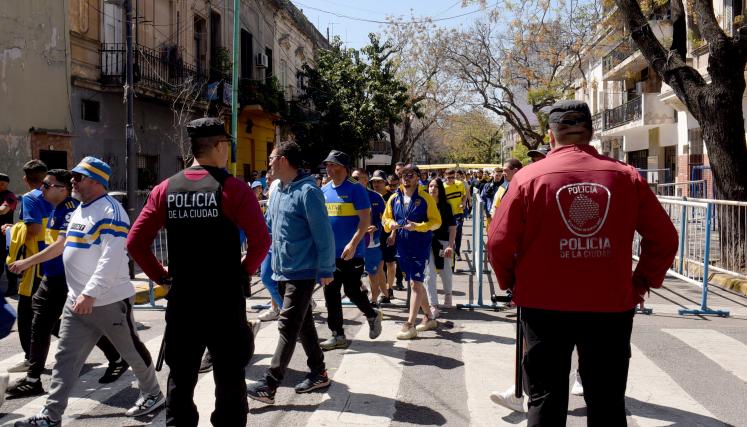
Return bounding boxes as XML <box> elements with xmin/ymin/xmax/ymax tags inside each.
<box><xmin>0</xmin><ymin>322</ymin><xmax>743</xmax><ymax>426</ymax></box>
<box><xmin>663</xmin><ymin>329</ymin><xmax>747</xmax><ymax>384</ymax></box>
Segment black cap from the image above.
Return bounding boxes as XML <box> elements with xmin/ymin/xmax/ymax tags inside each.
<box><xmin>371</xmin><ymin>170</ymin><xmax>387</xmax><ymax>181</ymax></box>
<box><xmin>323</xmin><ymin>150</ymin><xmax>351</xmax><ymax>168</ymax></box>
<box><xmin>0</xmin><ymin>173</ymin><xmax>8</xmax><ymax>183</ymax></box>
<box><xmin>186</xmin><ymin>117</ymin><xmax>231</xmax><ymax>139</ymax></box>
<box><xmin>527</xmin><ymin>144</ymin><xmax>551</xmax><ymax>158</ymax></box>
<box><xmin>545</xmin><ymin>100</ymin><xmax>592</xmax><ymax>125</ymax></box>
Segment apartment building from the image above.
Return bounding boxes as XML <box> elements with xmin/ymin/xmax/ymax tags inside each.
<box><xmin>0</xmin><ymin>0</ymin><xmax>326</xmax><ymax>190</ymax></box>
<box><xmin>573</xmin><ymin>0</ymin><xmax>745</xmax><ymax>196</ymax></box>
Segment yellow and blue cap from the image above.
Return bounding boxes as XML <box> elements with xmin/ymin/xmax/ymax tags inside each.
<box><xmin>72</xmin><ymin>156</ymin><xmax>111</xmax><ymax>189</ymax></box>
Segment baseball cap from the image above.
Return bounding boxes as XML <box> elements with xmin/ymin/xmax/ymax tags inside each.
<box><xmin>0</xmin><ymin>173</ymin><xmax>9</xmax><ymax>183</ymax></box>
<box><xmin>323</xmin><ymin>150</ymin><xmax>351</xmax><ymax>168</ymax></box>
<box><xmin>371</xmin><ymin>170</ymin><xmax>387</xmax><ymax>181</ymax></box>
<box><xmin>186</xmin><ymin>117</ymin><xmax>231</xmax><ymax>139</ymax></box>
<box><xmin>527</xmin><ymin>144</ymin><xmax>551</xmax><ymax>158</ymax></box>
<box><xmin>72</xmin><ymin>156</ymin><xmax>112</xmax><ymax>189</ymax></box>
<box><xmin>545</xmin><ymin>100</ymin><xmax>592</xmax><ymax>125</ymax></box>
<box><xmin>250</xmin><ymin>181</ymin><xmax>263</xmax><ymax>189</ymax></box>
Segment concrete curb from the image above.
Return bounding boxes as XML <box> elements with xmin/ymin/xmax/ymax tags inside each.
<box><xmin>709</xmin><ymin>272</ymin><xmax>747</xmax><ymax>297</ymax></box>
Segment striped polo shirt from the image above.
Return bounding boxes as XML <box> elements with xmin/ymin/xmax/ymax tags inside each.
<box><xmin>322</xmin><ymin>178</ymin><xmax>371</xmax><ymax>259</ymax></box>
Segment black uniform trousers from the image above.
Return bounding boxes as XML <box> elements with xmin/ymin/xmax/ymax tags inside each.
<box><xmin>323</xmin><ymin>258</ymin><xmax>377</xmax><ymax>336</ymax></box>
<box><xmin>164</xmin><ymin>294</ymin><xmax>253</xmax><ymax>427</ymax></box>
<box><xmin>266</xmin><ymin>280</ymin><xmax>325</xmax><ymax>386</ymax></box>
<box><xmin>520</xmin><ymin>307</ymin><xmax>634</xmax><ymax>427</ymax></box>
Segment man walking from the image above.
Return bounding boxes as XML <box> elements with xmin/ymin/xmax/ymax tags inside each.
<box><xmin>127</xmin><ymin>118</ymin><xmax>270</xmax><ymax>426</ymax></box>
<box><xmin>370</xmin><ymin>170</ymin><xmax>396</xmax><ymax>303</ymax></box>
<box><xmin>0</xmin><ymin>173</ymin><xmax>18</xmax><ymax>286</ymax></box>
<box><xmin>15</xmin><ymin>157</ymin><xmax>164</xmax><ymax>427</ymax></box>
<box><xmin>382</xmin><ymin>164</ymin><xmax>441</xmax><ymax>339</ymax></box>
<box><xmin>351</xmin><ymin>169</ymin><xmax>387</xmax><ymax>306</ymax></box>
<box><xmin>246</xmin><ymin>141</ymin><xmax>336</xmax><ymax>404</ymax></box>
<box><xmin>7</xmin><ymin>169</ymin><xmax>125</xmax><ymax>399</ymax></box>
<box><xmin>320</xmin><ymin>151</ymin><xmax>382</xmax><ymax>350</ymax></box>
<box><xmin>490</xmin><ymin>159</ymin><xmax>522</xmax><ymax>217</ymax></box>
<box><xmin>443</xmin><ymin>169</ymin><xmax>467</xmax><ymax>260</ymax></box>
<box><xmin>5</xmin><ymin>160</ymin><xmax>52</xmax><ymax>373</ymax></box>
<box><xmin>487</xmin><ymin>100</ymin><xmax>678</xmax><ymax>425</ymax></box>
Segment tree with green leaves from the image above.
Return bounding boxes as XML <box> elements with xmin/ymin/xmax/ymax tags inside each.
<box><xmin>438</xmin><ymin>110</ymin><xmax>503</xmax><ymax>164</ymax></box>
<box><xmin>284</xmin><ymin>36</ymin><xmax>409</xmax><ymax>168</ymax></box>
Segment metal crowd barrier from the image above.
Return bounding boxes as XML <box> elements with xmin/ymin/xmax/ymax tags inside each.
<box><xmin>635</xmin><ymin>197</ymin><xmax>731</xmax><ymax>317</ymax></box>
<box><xmin>134</xmin><ymin>229</ymin><xmax>169</xmax><ymax>310</ymax></box>
<box><xmin>457</xmin><ymin>188</ymin><xmax>507</xmax><ymax>311</ymax></box>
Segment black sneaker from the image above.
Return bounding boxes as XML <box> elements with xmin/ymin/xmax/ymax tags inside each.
<box><xmin>394</xmin><ymin>283</ymin><xmax>405</xmax><ymax>291</ymax></box>
<box><xmin>294</xmin><ymin>371</ymin><xmax>331</xmax><ymax>394</ymax></box>
<box><xmin>198</xmin><ymin>352</ymin><xmax>213</xmax><ymax>373</ymax></box>
<box><xmin>247</xmin><ymin>378</ymin><xmax>276</xmax><ymax>404</ymax></box>
<box><xmin>6</xmin><ymin>377</ymin><xmax>44</xmax><ymax>398</ymax></box>
<box><xmin>378</xmin><ymin>296</ymin><xmax>391</xmax><ymax>304</ymax></box>
<box><xmin>99</xmin><ymin>359</ymin><xmax>129</xmax><ymax>384</ymax></box>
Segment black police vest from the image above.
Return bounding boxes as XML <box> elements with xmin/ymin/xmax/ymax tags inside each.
<box><xmin>165</xmin><ymin>166</ymin><xmax>242</xmax><ymax>302</ymax></box>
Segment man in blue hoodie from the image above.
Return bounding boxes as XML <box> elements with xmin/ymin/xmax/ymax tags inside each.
<box><xmin>246</xmin><ymin>141</ymin><xmax>336</xmax><ymax>405</ymax></box>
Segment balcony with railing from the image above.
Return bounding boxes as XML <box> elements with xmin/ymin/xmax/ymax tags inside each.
<box><xmin>100</xmin><ymin>43</ymin><xmax>206</xmax><ymax>94</ymax></box>
<box><xmin>604</xmin><ymin>96</ymin><xmax>642</xmax><ymax>130</ymax></box>
<box><xmin>603</xmin><ymin>38</ymin><xmax>636</xmax><ymax>74</ymax></box>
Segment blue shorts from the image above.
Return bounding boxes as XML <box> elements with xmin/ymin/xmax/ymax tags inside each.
<box><xmin>365</xmin><ymin>246</ymin><xmax>383</xmax><ymax>275</ymax></box>
<box><xmin>398</xmin><ymin>256</ymin><xmax>427</xmax><ymax>282</ymax></box>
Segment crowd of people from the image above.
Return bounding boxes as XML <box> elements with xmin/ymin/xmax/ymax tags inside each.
<box><xmin>0</xmin><ymin>99</ymin><xmax>680</xmax><ymax>427</ymax></box>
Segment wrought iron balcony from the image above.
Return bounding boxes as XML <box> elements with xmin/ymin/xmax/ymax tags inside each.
<box><xmin>602</xmin><ymin>38</ymin><xmax>637</xmax><ymax>74</ymax></box>
<box><xmin>603</xmin><ymin>96</ymin><xmax>642</xmax><ymax>129</ymax></box>
<box><xmin>100</xmin><ymin>43</ymin><xmax>206</xmax><ymax>93</ymax></box>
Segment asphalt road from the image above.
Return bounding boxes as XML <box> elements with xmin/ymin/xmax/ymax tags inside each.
<box><xmin>0</xmin><ymin>223</ymin><xmax>745</xmax><ymax>426</ymax></box>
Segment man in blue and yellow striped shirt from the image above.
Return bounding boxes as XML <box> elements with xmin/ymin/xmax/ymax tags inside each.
<box><xmin>320</xmin><ymin>150</ymin><xmax>383</xmax><ymax>351</ymax></box>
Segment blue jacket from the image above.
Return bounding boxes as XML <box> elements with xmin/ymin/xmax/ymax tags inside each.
<box><xmin>382</xmin><ymin>187</ymin><xmax>441</xmax><ymax>260</ymax></box>
<box><xmin>267</xmin><ymin>173</ymin><xmax>336</xmax><ymax>281</ymax></box>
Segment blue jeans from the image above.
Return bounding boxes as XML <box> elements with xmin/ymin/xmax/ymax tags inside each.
<box><xmin>260</xmin><ymin>252</ymin><xmax>283</xmax><ymax>308</ymax></box>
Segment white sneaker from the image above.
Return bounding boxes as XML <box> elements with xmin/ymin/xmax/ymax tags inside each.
<box><xmin>258</xmin><ymin>307</ymin><xmax>280</xmax><ymax>321</ymax></box>
<box><xmin>571</xmin><ymin>376</ymin><xmax>584</xmax><ymax>396</ymax></box>
<box><xmin>0</xmin><ymin>372</ymin><xmax>8</xmax><ymax>408</ymax></box>
<box><xmin>429</xmin><ymin>306</ymin><xmax>440</xmax><ymax>320</ymax></box>
<box><xmin>490</xmin><ymin>385</ymin><xmax>526</xmax><ymax>413</ymax></box>
<box><xmin>7</xmin><ymin>359</ymin><xmax>30</xmax><ymax>373</ymax></box>
<box><xmin>415</xmin><ymin>318</ymin><xmax>437</xmax><ymax>332</ymax></box>
<box><xmin>396</xmin><ymin>323</ymin><xmax>417</xmax><ymax>340</ymax></box>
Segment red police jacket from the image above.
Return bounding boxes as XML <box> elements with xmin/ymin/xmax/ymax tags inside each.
<box><xmin>487</xmin><ymin>144</ymin><xmax>678</xmax><ymax>312</ymax></box>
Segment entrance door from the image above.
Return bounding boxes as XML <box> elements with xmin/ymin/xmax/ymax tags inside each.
<box><xmin>39</xmin><ymin>150</ymin><xmax>68</xmax><ymax>170</ymax></box>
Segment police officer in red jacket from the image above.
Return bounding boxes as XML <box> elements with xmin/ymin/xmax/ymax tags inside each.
<box><xmin>487</xmin><ymin>100</ymin><xmax>678</xmax><ymax>426</ymax></box>
<box><xmin>127</xmin><ymin>118</ymin><xmax>270</xmax><ymax>426</ymax></box>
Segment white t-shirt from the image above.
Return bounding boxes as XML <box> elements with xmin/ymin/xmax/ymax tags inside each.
<box><xmin>63</xmin><ymin>194</ymin><xmax>135</xmax><ymax>306</ymax></box>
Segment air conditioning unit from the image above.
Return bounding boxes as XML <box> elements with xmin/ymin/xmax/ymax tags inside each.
<box><xmin>255</xmin><ymin>53</ymin><xmax>269</xmax><ymax>68</ymax></box>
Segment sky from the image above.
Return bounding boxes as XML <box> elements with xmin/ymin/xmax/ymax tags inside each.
<box><xmin>289</xmin><ymin>0</ymin><xmax>490</xmax><ymax>49</ymax></box>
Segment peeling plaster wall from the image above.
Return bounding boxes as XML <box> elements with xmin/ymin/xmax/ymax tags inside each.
<box><xmin>71</xmin><ymin>88</ymin><xmax>185</xmax><ymax>190</ymax></box>
<box><xmin>0</xmin><ymin>0</ymin><xmax>72</xmax><ymax>194</ymax></box>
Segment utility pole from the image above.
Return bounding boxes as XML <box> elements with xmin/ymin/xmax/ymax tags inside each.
<box><xmin>230</xmin><ymin>0</ymin><xmax>239</xmax><ymax>176</ymax></box>
<box><xmin>124</xmin><ymin>0</ymin><xmax>137</xmax><ymax>222</ymax></box>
